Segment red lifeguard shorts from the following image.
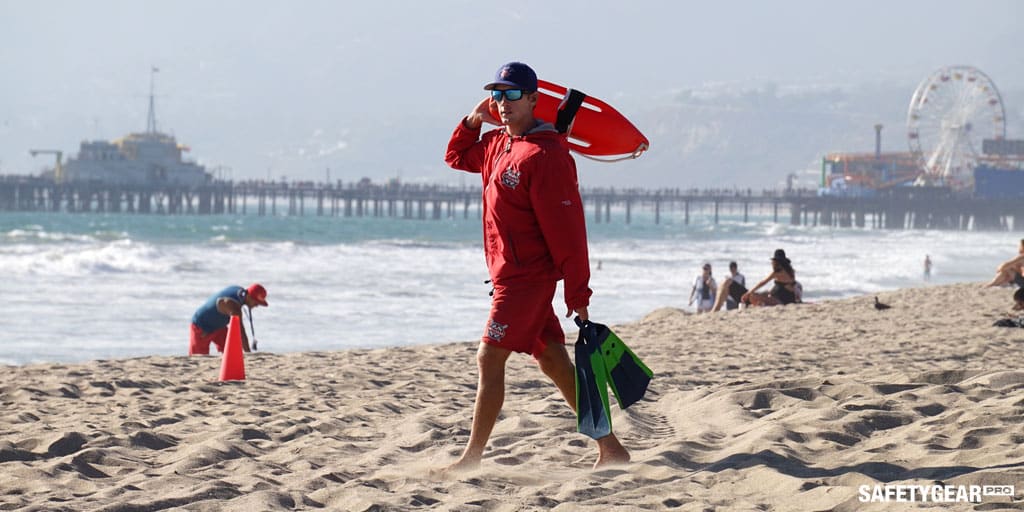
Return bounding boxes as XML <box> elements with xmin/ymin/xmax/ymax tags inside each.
<box><xmin>483</xmin><ymin>281</ymin><xmax>565</xmax><ymax>358</ymax></box>
<box><xmin>189</xmin><ymin>323</ymin><xmax>228</xmax><ymax>355</ymax></box>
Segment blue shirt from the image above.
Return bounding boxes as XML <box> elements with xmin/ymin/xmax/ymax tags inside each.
<box><xmin>191</xmin><ymin>286</ymin><xmax>245</xmax><ymax>333</ymax></box>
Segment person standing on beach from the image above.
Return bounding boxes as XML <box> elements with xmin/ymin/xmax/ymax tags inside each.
<box><xmin>442</xmin><ymin>61</ymin><xmax>630</xmax><ymax>471</ymax></box>
<box><xmin>688</xmin><ymin>263</ymin><xmax>717</xmax><ymax>313</ymax></box>
<box><xmin>924</xmin><ymin>255</ymin><xmax>932</xmax><ymax>281</ymax></box>
<box><xmin>189</xmin><ymin>284</ymin><xmax>268</xmax><ymax>355</ymax></box>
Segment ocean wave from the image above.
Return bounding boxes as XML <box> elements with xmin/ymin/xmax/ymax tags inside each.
<box><xmin>1</xmin><ymin>240</ymin><xmax>174</xmax><ymax>276</ymax></box>
<box><xmin>0</xmin><ymin>212</ymin><xmax>1017</xmax><ymax>365</ymax></box>
<box><xmin>364</xmin><ymin>238</ymin><xmax>476</xmax><ymax>250</ymax></box>
<box><xmin>91</xmin><ymin>230</ymin><xmax>131</xmax><ymax>241</ymax></box>
<box><xmin>171</xmin><ymin>260</ymin><xmax>206</xmax><ymax>272</ymax></box>
<box><xmin>3</xmin><ymin>228</ymin><xmax>98</xmax><ymax>244</ymax></box>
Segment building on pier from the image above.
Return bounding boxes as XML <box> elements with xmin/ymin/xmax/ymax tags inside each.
<box><xmin>52</xmin><ymin>133</ymin><xmax>211</xmax><ymax>187</ymax></box>
<box><xmin>37</xmin><ymin>68</ymin><xmax>211</xmax><ymax>187</ymax></box>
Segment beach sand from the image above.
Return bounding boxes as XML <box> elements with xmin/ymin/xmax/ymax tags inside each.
<box><xmin>2</xmin><ymin>283</ymin><xmax>1023</xmax><ymax>511</ymax></box>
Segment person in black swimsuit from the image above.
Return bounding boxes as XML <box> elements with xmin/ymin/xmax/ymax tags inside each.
<box><xmin>741</xmin><ymin>249</ymin><xmax>800</xmax><ymax>307</ymax></box>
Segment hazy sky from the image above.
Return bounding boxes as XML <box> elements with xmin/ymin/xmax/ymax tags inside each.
<box><xmin>2</xmin><ymin>0</ymin><xmax>1021</xmax><ymax>183</ymax></box>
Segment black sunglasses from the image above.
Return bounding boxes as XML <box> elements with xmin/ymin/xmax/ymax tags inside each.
<box><xmin>490</xmin><ymin>89</ymin><xmax>527</xmax><ymax>102</ymax></box>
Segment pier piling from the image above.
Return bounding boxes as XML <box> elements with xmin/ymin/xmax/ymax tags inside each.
<box><xmin>0</xmin><ymin>177</ymin><xmax>1017</xmax><ymax>231</ymax></box>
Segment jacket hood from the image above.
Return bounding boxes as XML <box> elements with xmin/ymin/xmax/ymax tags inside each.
<box><xmin>526</xmin><ymin>121</ymin><xmax>557</xmax><ymax>134</ymax></box>
<box><xmin>500</xmin><ymin>120</ymin><xmax>558</xmax><ymax>138</ymax></box>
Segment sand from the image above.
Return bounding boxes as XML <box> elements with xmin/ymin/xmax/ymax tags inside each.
<box><xmin>2</xmin><ymin>283</ymin><xmax>1023</xmax><ymax>511</ymax></box>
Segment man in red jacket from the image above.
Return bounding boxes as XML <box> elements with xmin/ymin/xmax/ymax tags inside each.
<box><xmin>442</xmin><ymin>62</ymin><xmax>630</xmax><ymax>472</ymax></box>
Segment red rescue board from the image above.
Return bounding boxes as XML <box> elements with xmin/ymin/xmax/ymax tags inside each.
<box><xmin>489</xmin><ymin>79</ymin><xmax>649</xmax><ymax>160</ymax></box>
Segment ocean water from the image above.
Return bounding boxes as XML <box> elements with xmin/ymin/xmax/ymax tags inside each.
<box><xmin>0</xmin><ymin>208</ymin><xmax>1011</xmax><ymax>365</ymax></box>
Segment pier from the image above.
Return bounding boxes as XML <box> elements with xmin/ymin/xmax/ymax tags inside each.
<box><xmin>1</xmin><ymin>176</ymin><xmax>1022</xmax><ymax>231</ymax></box>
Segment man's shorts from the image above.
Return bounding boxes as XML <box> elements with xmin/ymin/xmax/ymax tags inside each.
<box><xmin>189</xmin><ymin>323</ymin><xmax>228</xmax><ymax>355</ymax></box>
<box><xmin>483</xmin><ymin>281</ymin><xmax>565</xmax><ymax>358</ymax></box>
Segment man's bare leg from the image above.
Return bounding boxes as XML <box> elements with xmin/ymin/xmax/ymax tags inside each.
<box><xmin>442</xmin><ymin>342</ymin><xmax>511</xmax><ymax>472</ymax></box>
<box><xmin>711</xmin><ymin>278</ymin><xmax>733</xmax><ymax>312</ymax></box>
<box><xmin>536</xmin><ymin>340</ymin><xmax>631</xmax><ymax>468</ymax></box>
<box><xmin>536</xmin><ymin>341</ymin><xmax>576</xmax><ymax>405</ymax></box>
<box><xmin>594</xmin><ymin>434</ymin><xmax>630</xmax><ymax>467</ymax></box>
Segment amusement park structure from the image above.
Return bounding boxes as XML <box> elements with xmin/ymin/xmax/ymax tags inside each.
<box><xmin>821</xmin><ymin>124</ymin><xmax>922</xmax><ymax>197</ymax></box>
<box><xmin>822</xmin><ymin>65</ymin><xmax>1024</xmax><ymax>197</ymax></box>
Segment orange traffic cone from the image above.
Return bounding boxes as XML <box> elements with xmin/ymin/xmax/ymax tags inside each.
<box><xmin>219</xmin><ymin>316</ymin><xmax>246</xmax><ymax>381</ymax></box>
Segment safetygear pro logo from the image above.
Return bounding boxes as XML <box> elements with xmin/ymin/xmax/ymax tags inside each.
<box><xmin>486</xmin><ymin>320</ymin><xmax>508</xmax><ymax>341</ymax></box>
<box><xmin>500</xmin><ymin>168</ymin><xmax>520</xmax><ymax>189</ymax></box>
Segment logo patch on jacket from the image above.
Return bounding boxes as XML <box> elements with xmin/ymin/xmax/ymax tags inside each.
<box><xmin>500</xmin><ymin>167</ymin><xmax>520</xmax><ymax>189</ymax></box>
<box><xmin>486</xmin><ymin>320</ymin><xmax>508</xmax><ymax>341</ymax></box>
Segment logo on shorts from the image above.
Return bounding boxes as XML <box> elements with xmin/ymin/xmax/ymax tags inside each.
<box><xmin>500</xmin><ymin>167</ymin><xmax>520</xmax><ymax>189</ymax></box>
<box><xmin>486</xmin><ymin>320</ymin><xmax>508</xmax><ymax>341</ymax></box>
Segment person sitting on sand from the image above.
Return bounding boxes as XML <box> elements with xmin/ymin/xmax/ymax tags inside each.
<box><xmin>741</xmin><ymin>249</ymin><xmax>801</xmax><ymax>307</ymax></box>
<box><xmin>710</xmin><ymin>261</ymin><xmax>746</xmax><ymax>312</ymax></box>
<box><xmin>189</xmin><ymin>284</ymin><xmax>268</xmax><ymax>355</ymax></box>
<box><xmin>688</xmin><ymin>263</ymin><xmax>717</xmax><ymax>313</ymax></box>
<box><xmin>984</xmin><ymin>239</ymin><xmax>1024</xmax><ymax>288</ymax></box>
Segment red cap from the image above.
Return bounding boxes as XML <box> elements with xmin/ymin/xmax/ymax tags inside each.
<box><xmin>247</xmin><ymin>283</ymin><xmax>268</xmax><ymax>306</ymax></box>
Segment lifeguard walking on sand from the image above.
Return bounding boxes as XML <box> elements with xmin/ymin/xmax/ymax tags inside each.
<box><xmin>440</xmin><ymin>61</ymin><xmax>630</xmax><ymax>473</ymax></box>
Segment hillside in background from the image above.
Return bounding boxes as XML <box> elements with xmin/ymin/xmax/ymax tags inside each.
<box><xmin>333</xmin><ymin>81</ymin><xmax>1024</xmax><ymax>189</ymax></box>
<box><xmin>615</xmin><ymin>81</ymin><xmax>1024</xmax><ymax>189</ymax></box>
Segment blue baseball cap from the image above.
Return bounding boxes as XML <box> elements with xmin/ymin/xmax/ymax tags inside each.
<box><xmin>484</xmin><ymin>62</ymin><xmax>538</xmax><ymax>91</ymax></box>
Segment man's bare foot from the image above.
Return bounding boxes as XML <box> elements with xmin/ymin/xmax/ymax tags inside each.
<box><xmin>429</xmin><ymin>456</ymin><xmax>480</xmax><ymax>478</ymax></box>
<box><xmin>594</xmin><ymin>435</ymin><xmax>631</xmax><ymax>469</ymax></box>
<box><xmin>594</xmin><ymin>448</ymin><xmax>630</xmax><ymax>468</ymax></box>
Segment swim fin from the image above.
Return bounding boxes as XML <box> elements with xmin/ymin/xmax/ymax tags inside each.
<box><xmin>591</xmin><ymin>321</ymin><xmax>653</xmax><ymax>409</ymax></box>
<box><xmin>574</xmin><ymin>318</ymin><xmax>653</xmax><ymax>439</ymax></box>
<box><xmin>575</xmin><ymin>320</ymin><xmax>612</xmax><ymax>440</ymax></box>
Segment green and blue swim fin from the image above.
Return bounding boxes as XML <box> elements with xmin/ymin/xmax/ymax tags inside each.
<box><xmin>574</xmin><ymin>318</ymin><xmax>653</xmax><ymax>440</ymax></box>
<box><xmin>591</xmin><ymin>322</ymin><xmax>653</xmax><ymax>409</ymax></box>
<box><xmin>575</xmin><ymin>319</ymin><xmax>612</xmax><ymax>440</ymax></box>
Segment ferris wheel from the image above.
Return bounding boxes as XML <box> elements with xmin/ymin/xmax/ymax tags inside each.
<box><xmin>906</xmin><ymin>65</ymin><xmax>1006</xmax><ymax>188</ymax></box>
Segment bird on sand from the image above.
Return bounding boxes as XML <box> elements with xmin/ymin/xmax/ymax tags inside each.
<box><xmin>874</xmin><ymin>296</ymin><xmax>891</xmax><ymax>310</ymax></box>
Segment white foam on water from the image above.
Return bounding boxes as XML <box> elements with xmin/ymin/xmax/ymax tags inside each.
<box><xmin>0</xmin><ymin>212</ymin><xmax>1015</xmax><ymax>365</ymax></box>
